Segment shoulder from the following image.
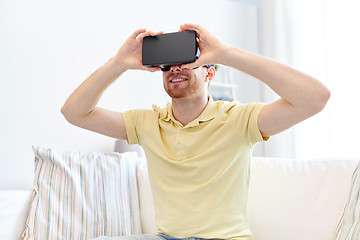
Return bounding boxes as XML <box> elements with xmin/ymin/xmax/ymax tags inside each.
<box><xmin>123</xmin><ymin>105</ymin><xmax>162</xmax><ymax>117</ymax></box>
<box><xmin>216</xmin><ymin>100</ymin><xmax>265</xmax><ymax>116</ymax></box>
<box><xmin>121</xmin><ymin>106</ymin><xmax>161</xmax><ymax>125</ymax></box>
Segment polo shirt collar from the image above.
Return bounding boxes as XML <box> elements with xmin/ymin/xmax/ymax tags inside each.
<box><xmin>157</xmin><ymin>95</ymin><xmax>217</xmax><ymax>128</ymax></box>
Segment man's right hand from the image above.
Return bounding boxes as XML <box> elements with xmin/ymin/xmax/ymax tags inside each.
<box><xmin>62</xmin><ymin>28</ymin><xmax>163</xmax><ymax>140</ymax></box>
<box><xmin>113</xmin><ymin>29</ymin><xmax>162</xmax><ymax>72</ymax></box>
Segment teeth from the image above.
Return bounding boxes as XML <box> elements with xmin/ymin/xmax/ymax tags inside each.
<box><xmin>171</xmin><ymin>78</ymin><xmax>186</xmax><ymax>83</ymax></box>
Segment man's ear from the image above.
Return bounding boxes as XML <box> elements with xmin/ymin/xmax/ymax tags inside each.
<box><xmin>205</xmin><ymin>67</ymin><xmax>216</xmax><ymax>83</ymax></box>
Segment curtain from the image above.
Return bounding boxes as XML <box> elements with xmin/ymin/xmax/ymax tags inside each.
<box><xmin>258</xmin><ymin>0</ymin><xmax>360</xmax><ymax>159</ymax></box>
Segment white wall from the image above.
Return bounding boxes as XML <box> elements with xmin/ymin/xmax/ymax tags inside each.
<box><xmin>0</xmin><ymin>0</ymin><xmax>262</xmax><ymax>189</ymax></box>
<box><xmin>255</xmin><ymin>0</ymin><xmax>297</xmax><ymax>159</ymax></box>
<box><xmin>255</xmin><ymin>0</ymin><xmax>360</xmax><ymax>160</ymax></box>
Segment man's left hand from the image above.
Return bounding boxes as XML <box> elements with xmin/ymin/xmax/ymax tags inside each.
<box><xmin>179</xmin><ymin>23</ymin><xmax>229</xmax><ymax>69</ymax></box>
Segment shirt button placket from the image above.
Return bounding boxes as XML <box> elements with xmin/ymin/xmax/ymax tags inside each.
<box><xmin>176</xmin><ymin>128</ymin><xmax>186</xmax><ymax>158</ymax></box>
<box><xmin>174</xmin><ymin>128</ymin><xmax>182</xmax><ymax>158</ymax></box>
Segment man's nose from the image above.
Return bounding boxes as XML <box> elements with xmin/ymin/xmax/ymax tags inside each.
<box><xmin>170</xmin><ymin>65</ymin><xmax>182</xmax><ymax>72</ymax></box>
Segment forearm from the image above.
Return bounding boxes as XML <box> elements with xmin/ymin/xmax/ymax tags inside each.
<box><xmin>61</xmin><ymin>57</ymin><xmax>126</xmax><ymax>122</ymax></box>
<box><xmin>219</xmin><ymin>47</ymin><xmax>330</xmax><ymax>110</ymax></box>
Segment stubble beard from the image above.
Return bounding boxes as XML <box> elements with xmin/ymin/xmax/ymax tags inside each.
<box><xmin>164</xmin><ymin>80</ymin><xmax>204</xmax><ymax>99</ymax></box>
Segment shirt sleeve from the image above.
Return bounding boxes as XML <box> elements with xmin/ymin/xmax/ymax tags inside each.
<box><xmin>246</xmin><ymin>103</ymin><xmax>270</xmax><ymax>143</ymax></box>
<box><xmin>121</xmin><ymin>110</ymin><xmax>141</xmax><ymax>145</ymax></box>
<box><xmin>121</xmin><ymin>109</ymin><xmax>160</xmax><ymax>145</ymax></box>
<box><xmin>226</xmin><ymin>102</ymin><xmax>269</xmax><ymax>145</ymax></box>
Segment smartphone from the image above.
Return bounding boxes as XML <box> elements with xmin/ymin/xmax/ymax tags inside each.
<box><xmin>142</xmin><ymin>31</ymin><xmax>199</xmax><ymax>67</ymax></box>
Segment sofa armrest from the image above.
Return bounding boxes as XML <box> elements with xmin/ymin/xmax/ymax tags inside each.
<box><xmin>0</xmin><ymin>190</ymin><xmax>33</xmax><ymax>240</ymax></box>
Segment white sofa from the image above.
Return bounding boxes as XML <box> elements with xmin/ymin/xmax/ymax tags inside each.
<box><xmin>1</xmin><ymin>151</ymin><xmax>359</xmax><ymax>240</ymax></box>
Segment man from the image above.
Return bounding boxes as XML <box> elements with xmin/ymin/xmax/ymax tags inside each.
<box><xmin>61</xmin><ymin>23</ymin><xmax>330</xmax><ymax>240</ymax></box>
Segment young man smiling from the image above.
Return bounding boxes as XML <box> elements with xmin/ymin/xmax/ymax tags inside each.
<box><xmin>61</xmin><ymin>23</ymin><xmax>330</xmax><ymax>240</ymax></box>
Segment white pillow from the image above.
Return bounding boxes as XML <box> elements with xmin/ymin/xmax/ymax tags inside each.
<box><xmin>334</xmin><ymin>161</ymin><xmax>360</xmax><ymax>239</ymax></box>
<box><xmin>23</xmin><ymin>146</ymin><xmax>142</xmax><ymax>240</ymax></box>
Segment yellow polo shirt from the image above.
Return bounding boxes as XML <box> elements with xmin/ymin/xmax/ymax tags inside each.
<box><xmin>122</xmin><ymin>96</ymin><xmax>267</xmax><ymax>240</ymax></box>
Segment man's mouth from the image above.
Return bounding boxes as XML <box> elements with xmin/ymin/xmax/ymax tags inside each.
<box><xmin>170</xmin><ymin>78</ymin><xmax>187</xmax><ymax>83</ymax></box>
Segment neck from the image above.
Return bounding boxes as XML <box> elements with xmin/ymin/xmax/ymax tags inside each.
<box><xmin>171</xmin><ymin>92</ymin><xmax>209</xmax><ymax>126</ymax></box>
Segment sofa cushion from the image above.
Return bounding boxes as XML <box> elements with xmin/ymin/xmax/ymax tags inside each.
<box><xmin>248</xmin><ymin>157</ymin><xmax>359</xmax><ymax>240</ymax></box>
<box><xmin>0</xmin><ymin>190</ymin><xmax>32</xmax><ymax>240</ymax></box>
<box><xmin>23</xmin><ymin>146</ymin><xmax>142</xmax><ymax>240</ymax></box>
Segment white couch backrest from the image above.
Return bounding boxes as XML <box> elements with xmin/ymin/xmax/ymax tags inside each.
<box><xmin>249</xmin><ymin>157</ymin><xmax>358</xmax><ymax>240</ymax></box>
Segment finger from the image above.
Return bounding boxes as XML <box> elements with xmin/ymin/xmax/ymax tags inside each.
<box><xmin>155</xmin><ymin>31</ymin><xmax>164</xmax><ymax>35</ymax></box>
<box><xmin>180</xmin><ymin>23</ymin><xmax>204</xmax><ymax>41</ymax></box>
<box><xmin>180</xmin><ymin>23</ymin><xmax>202</xmax><ymax>33</ymax></box>
<box><xmin>137</xmin><ymin>30</ymin><xmax>156</xmax><ymax>40</ymax></box>
<box><xmin>137</xmin><ymin>30</ymin><xmax>154</xmax><ymax>39</ymax></box>
<box><xmin>130</xmin><ymin>28</ymin><xmax>146</xmax><ymax>39</ymax></box>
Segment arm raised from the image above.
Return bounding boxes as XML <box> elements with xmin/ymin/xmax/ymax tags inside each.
<box><xmin>61</xmin><ymin>29</ymin><xmax>161</xmax><ymax>140</ymax></box>
<box><xmin>222</xmin><ymin>47</ymin><xmax>330</xmax><ymax>137</ymax></box>
<box><xmin>180</xmin><ymin>23</ymin><xmax>330</xmax><ymax>138</ymax></box>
